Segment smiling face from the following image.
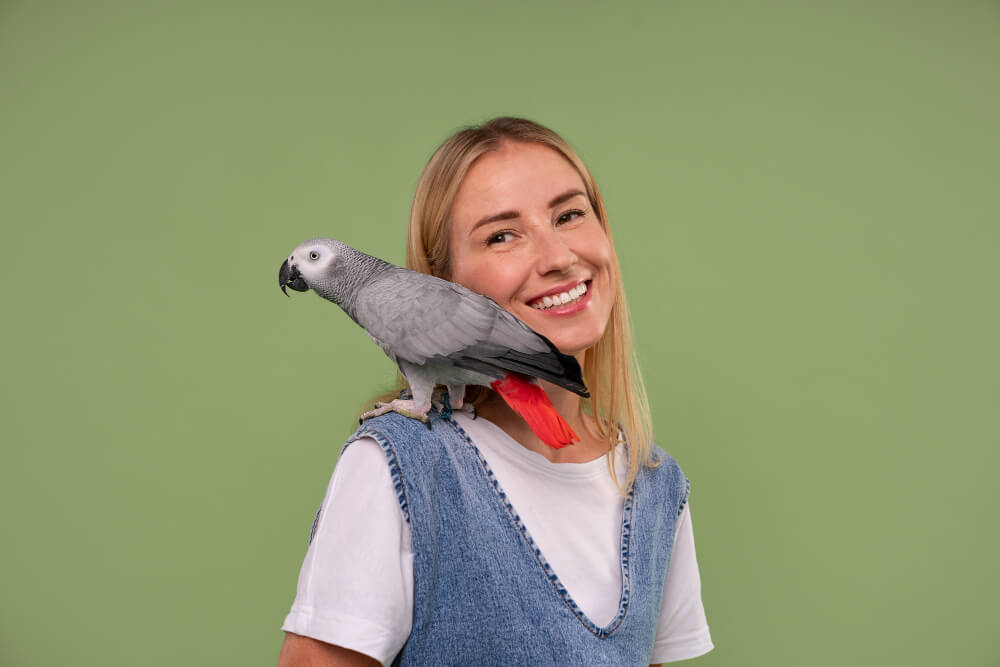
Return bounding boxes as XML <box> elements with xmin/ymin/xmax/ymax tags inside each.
<box><xmin>446</xmin><ymin>141</ymin><xmax>615</xmax><ymax>359</ymax></box>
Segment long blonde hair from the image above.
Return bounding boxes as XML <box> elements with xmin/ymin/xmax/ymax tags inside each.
<box><xmin>369</xmin><ymin>117</ymin><xmax>659</xmax><ymax>495</ymax></box>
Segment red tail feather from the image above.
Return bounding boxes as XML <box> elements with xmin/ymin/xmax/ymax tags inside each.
<box><xmin>490</xmin><ymin>374</ymin><xmax>579</xmax><ymax>449</ymax></box>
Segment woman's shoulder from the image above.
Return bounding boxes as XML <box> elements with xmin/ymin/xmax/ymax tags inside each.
<box><xmin>342</xmin><ymin>410</ymin><xmax>465</xmax><ymax>482</ymax></box>
<box><xmin>650</xmin><ymin>442</ymin><xmax>684</xmax><ymax>471</ymax></box>
<box><xmin>337</xmin><ymin>414</ymin><xmax>439</xmax><ymax>527</ymax></box>
<box><xmin>637</xmin><ymin>442</ymin><xmax>691</xmax><ymax>518</ymax></box>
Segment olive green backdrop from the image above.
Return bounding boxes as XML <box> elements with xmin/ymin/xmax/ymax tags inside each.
<box><xmin>2</xmin><ymin>1</ymin><xmax>997</xmax><ymax>665</ymax></box>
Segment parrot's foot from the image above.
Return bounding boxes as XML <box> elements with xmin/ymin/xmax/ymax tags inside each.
<box><xmin>360</xmin><ymin>399</ymin><xmax>432</xmax><ymax>425</ymax></box>
<box><xmin>430</xmin><ymin>387</ymin><xmax>476</xmax><ymax>420</ymax></box>
<box><xmin>431</xmin><ymin>387</ymin><xmax>453</xmax><ymax>420</ymax></box>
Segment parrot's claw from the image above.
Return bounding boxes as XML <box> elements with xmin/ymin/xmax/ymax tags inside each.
<box><xmin>360</xmin><ymin>398</ymin><xmax>432</xmax><ymax>425</ymax></box>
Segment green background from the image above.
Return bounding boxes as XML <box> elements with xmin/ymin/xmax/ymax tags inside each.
<box><xmin>2</xmin><ymin>1</ymin><xmax>997</xmax><ymax>665</ymax></box>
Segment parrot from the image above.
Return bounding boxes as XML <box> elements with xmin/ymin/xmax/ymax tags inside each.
<box><xmin>277</xmin><ymin>238</ymin><xmax>589</xmax><ymax>448</ymax></box>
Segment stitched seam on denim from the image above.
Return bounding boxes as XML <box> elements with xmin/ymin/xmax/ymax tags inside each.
<box><xmin>678</xmin><ymin>475</ymin><xmax>691</xmax><ymax>519</ymax></box>
<box><xmin>611</xmin><ymin>425</ymin><xmax>636</xmax><ymax>636</ymax></box>
<box><xmin>614</xmin><ymin>483</ymin><xmax>635</xmax><ymax>636</ymax></box>
<box><xmin>346</xmin><ymin>430</ymin><xmax>411</xmax><ymax>525</ymax></box>
<box><xmin>446</xmin><ymin>416</ymin><xmax>634</xmax><ymax>640</ymax></box>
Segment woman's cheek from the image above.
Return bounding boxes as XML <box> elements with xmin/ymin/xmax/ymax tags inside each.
<box><xmin>454</xmin><ymin>245</ymin><xmax>530</xmax><ymax>304</ymax></box>
<box><xmin>482</xmin><ymin>265</ymin><xmax>516</xmax><ymax>302</ymax></box>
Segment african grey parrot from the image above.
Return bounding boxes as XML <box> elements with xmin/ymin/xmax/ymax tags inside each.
<box><xmin>278</xmin><ymin>238</ymin><xmax>588</xmax><ymax>448</ymax></box>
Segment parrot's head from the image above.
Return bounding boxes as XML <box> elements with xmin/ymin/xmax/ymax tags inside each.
<box><xmin>278</xmin><ymin>238</ymin><xmax>349</xmax><ymax>300</ymax></box>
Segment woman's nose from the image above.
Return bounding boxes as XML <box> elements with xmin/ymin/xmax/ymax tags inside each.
<box><xmin>534</xmin><ymin>226</ymin><xmax>578</xmax><ymax>275</ymax></box>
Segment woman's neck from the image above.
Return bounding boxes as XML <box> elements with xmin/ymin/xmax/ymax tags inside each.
<box><xmin>475</xmin><ymin>379</ymin><xmax>609</xmax><ymax>464</ymax></box>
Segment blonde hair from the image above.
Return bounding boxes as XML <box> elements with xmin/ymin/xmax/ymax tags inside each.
<box><xmin>369</xmin><ymin>117</ymin><xmax>659</xmax><ymax>495</ymax></box>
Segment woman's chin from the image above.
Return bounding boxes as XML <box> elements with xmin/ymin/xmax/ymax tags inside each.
<box><xmin>547</xmin><ymin>334</ymin><xmax>600</xmax><ymax>361</ymax></box>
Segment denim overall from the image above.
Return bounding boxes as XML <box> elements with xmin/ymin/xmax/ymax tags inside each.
<box><xmin>342</xmin><ymin>409</ymin><xmax>690</xmax><ymax>666</ymax></box>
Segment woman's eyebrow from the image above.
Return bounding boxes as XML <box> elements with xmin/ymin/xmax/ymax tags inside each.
<box><xmin>470</xmin><ymin>189</ymin><xmax>587</xmax><ymax>235</ymax></box>
<box><xmin>547</xmin><ymin>188</ymin><xmax>586</xmax><ymax>209</ymax></box>
<box><xmin>471</xmin><ymin>209</ymin><xmax>519</xmax><ymax>234</ymax></box>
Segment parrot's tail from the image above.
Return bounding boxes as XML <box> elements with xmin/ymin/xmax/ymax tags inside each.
<box><xmin>490</xmin><ymin>374</ymin><xmax>580</xmax><ymax>449</ymax></box>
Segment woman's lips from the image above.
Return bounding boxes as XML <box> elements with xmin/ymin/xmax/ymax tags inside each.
<box><xmin>528</xmin><ymin>278</ymin><xmax>589</xmax><ymax>302</ymax></box>
<box><xmin>527</xmin><ymin>280</ymin><xmax>592</xmax><ymax>315</ymax></box>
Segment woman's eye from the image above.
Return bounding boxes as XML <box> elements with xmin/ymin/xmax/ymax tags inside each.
<box><xmin>486</xmin><ymin>231</ymin><xmax>515</xmax><ymax>246</ymax></box>
<box><xmin>557</xmin><ymin>209</ymin><xmax>584</xmax><ymax>224</ymax></box>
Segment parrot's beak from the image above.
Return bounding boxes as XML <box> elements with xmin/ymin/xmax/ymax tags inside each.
<box><xmin>279</xmin><ymin>259</ymin><xmax>310</xmax><ymax>296</ymax></box>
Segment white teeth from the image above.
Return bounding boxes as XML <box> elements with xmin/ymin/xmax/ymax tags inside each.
<box><xmin>530</xmin><ymin>282</ymin><xmax>589</xmax><ymax>310</ymax></box>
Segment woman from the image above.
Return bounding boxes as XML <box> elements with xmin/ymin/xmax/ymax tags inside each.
<box><xmin>277</xmin><ymin>117</ymin><xmax>713</xmax><ymax>666</ymax></box>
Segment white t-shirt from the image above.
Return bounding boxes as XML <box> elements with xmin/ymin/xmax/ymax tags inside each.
<box><xmin>282</xmin><ymin>412</ymin><xmax>713</xmax><ymax>665</ymax></box>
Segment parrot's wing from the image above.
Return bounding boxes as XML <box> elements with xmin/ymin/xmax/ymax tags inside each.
<box><xmin>352</xmin><ymin>267</ymin><xmax>587</xmax><ymax>395</ymax></box>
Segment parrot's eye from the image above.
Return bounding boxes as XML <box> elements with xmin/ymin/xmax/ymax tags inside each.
<box><xmin>309</xmin><ymin>251</ymin><xmax>320</xmax><ymax>260</ymax></box>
